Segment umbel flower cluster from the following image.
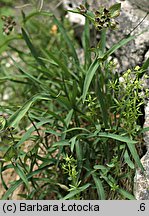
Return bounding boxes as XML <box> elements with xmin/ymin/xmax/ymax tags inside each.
<box><xmin>1</xmin><ymin>15</ymin><xmax>16</xmax><ymax>35</ymax></box>
<box><xmin>94</xmin><ymin>7</ymin><xmax>119</xmax><ymax>31</ymax></box>
<box><xmin>76</xmin><ymin>3</ymin><xmax>121</xmax><ymax>31</ymax></box>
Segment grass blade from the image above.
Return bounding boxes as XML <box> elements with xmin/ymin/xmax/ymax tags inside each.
<box><xmin>52</xmin><ymin>140</ymin><xmax>70</xmax><ymax>147</ymax></box>
<box><xmin>92</xmin><ymin>173</ymin><xmax>105</xmax><ymax>200</ymax></box>
<box><xmin>75</xmin><ymin>140</ymin><xmax>83</xmax><ymax>178</ymax></box>
<box><xmin>23</xmin><ymin>11</ymin><xmax>53</xmax><ymax>23</ymax></box>
<box><xmin>1</xmin><ymin>163</ymin><xmax>54</xmax><ymax>200</ymax></box>
<box><xmin>126</xmin><ymin>142</ymin><xmax>144</xmax><ymax>171</ymax></box>
<box><xmin>82</xmin><ymin>17</ymin><xmax>91</xmax><ymax>69</ymax></box>
<box><xmin>90</xmin><ymin>132</ymin><xmax>144</xmax><ymax>171</ymax></box>
<box><xmin>124</xmin><ymin>150</ymin><xmax>135</xmax><ymax>169</ymax></box>
<box><xmin>82</xmin><ymin>58</ymin><xmax>100</xmax><ymax>102</ymax></box>
<box><xmin>16</xmin><ymin>119</ymin><xmax>52</xmax><ymax>147</ymax></box>
<box><xmin>117</xmin><ymin>188</ymin><xmax>136</xmax><ymax>200</ymax></box>
<box><xmin>138</xmin><ymin>57</ymin><xmax>149</xmax><ymax>78</ymax></box>
<box><xmin>101</xmin><ymin>35</ymin><xmax>136</xmax><ymax>60</ymax></box>
<box><xmin>64</xmin><ymin>109</ymin><xmax>73</xmax><ymax>128</ymax></box>
<box><xmin>142</xmin><ymin>57</ymin><xmax>149</xmax><ymax>71</ymax></box>
<box><xmin>9</xmin><ymin>55</ymin><xmax>45</xmax><ymax>89</ymax></box>
<box><xmin>96</xmin><ymin>79</ymin><xmax>109</xmax><ymax>128</ymax></box>
<box><xmin>21</xmin><ymin>28</ymin><xmax>45</xmax><ymax>67</ymax></box>
<box><xmin>7</xmin><ymin>93</ymin><xmax>51</xmax><ymax>129</ymax></box>
<box><xmin>53</xmin><ymin>16</ymin><xmax>80</xmax><ymax>66</ymax></box>
<box><xmin>42</xmin><ymin>50</ymin><xmax>78</xmax><ymax>80</ymax></box>
<box><xmin>96</xmin><ymin>132</ymin><xmax>138</xmax><ymax>144</ymax></box>
<box><xmin>12</xmin><ymin>163</ymin><xmax>30</xmax><ymax>191</ymax></box>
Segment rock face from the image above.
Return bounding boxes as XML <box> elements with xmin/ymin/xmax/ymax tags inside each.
<box><xmin>62</xmin><ymin>0</ymin><xmax>149</xmax><ymax>199</ymax></box>
<box><xmin>134</xmin><ymin>101</ymin><xmax>149</xmax><ymax>200</ymax></box>
<box><xmin>129</xmin><ymin>0</ymin><xmax>149</xmax><ymax>12</ymax></box>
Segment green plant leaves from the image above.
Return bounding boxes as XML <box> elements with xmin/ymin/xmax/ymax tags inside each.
<box><xmin>41</xmin><ymin>49</ymin><xmax>78</xmax><ymax>80</ymax></box>
<box><xmin>22</xmin><ymin>11</ymin><xmax>53</xmax><ymax>23</ymax></box>
<box><xmin>7</xmin><ymin>93</ymin><xmax>51</xmax><ymax>129</ymax></box>
<box><xmin>92</xmin><ymin>173</ymin><xmax>105</xmax><ymax>200</ymax></box>
<box><xmin>53</xmin><ymin>16</ymin><xmax>80</xmax><ymax>66</ymax></box>
<box><xmin>61</xmin><ymin>183</ymin><xmax>91</xmax><ymax>200</ymax></box>
<box><xmin>88</xmin><ymin>132</ymin><xmax>143</xmax><ymax>171</ymax></box>
<box><xmin>52</xmin><ymin>140</ymin><xmax>70</xmax><ymax>148</ymax></box>
<box><xmin>82</xmin><ymin>58</ymin><xmax>100</xmax><ymax>102</ymax></box>
<box><xmin>12</xmin><ymin>163</ymin><xmax>30</xmax><ymax>191</ymax></box>
<box><xmin>0</xmin><ymin>2</ymin><xmax>146</xmax><ymax>200</ymax></box>
<box><xmin>16</xmin><ymin>119</ymin><xmax>52</xmax><ymax>147</ymax></box>
<box><xmin>1</xmin><ymin>163</ymin><xmax>53</xmax><ymax>200</ymax></box>
<box><xmin>0</xmin><ymin>116</ymin><xmax>6</xmax><ymax>131</ymax></box>
<box><xmin>138</xmin><ymin>57</ymin><xmax>149</xmax><ymax>78</ymax></box>
<box><xmin>82</xmin><ymin>16</ymin><xmax>91</xmax><ymax>69</ymax></box>
<box><xmin>109</xmin><ymin>3</ymin><xmax>121</xmax><ymax>18</ymax></box>
<box><xmin>98</xmin><ymin>132</ymin><xmax>137</xmax><ymax>145</ymax></box>
<box><xmin>142</xmin><ymin>57</ymin><xmax>149</xmax><ymax>71</ymax></box>
<box><xmin>126</xmin><ymin>142</ymin><xmax>144</xmax><ymax>171</ymax></box>
<box><xmin>117</xmin><ymin>188</ymin><xmax>136</xmax><ymax>200</ymax></box>
<box><xmin>21</xmin><ymin>28</ymin><xmax>45</xmax><ymax>67</ymax></box>
<box><xmin>100</xmin><ymin>35</ymin><xmax>136</xmax><ymax>60</ymax></box>
<box><xmin>124</xmin><ymin>150</ymin><xmax>135</xmax><ymax>169</ymax></box>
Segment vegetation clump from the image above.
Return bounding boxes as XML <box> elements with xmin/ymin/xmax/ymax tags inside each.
<box><xmin>0</xmin><ymin>1</ymin><xmax>149</xmax><ymax>200</ymax></box>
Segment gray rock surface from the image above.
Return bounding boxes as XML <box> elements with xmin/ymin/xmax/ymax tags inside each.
<box><xmin>129</xmin><ymin>0</ymin><xmax>149</xmax><ymax>12</ymax></box>
<box><xmin>62</xmin><ymin>0</ymin><xmax>149</xmax><ymax>199</ymax></box>
<box><xmin>134</xmin><ymin>101</ymin><xmax>149</xmax><ymax>200</ymax></box>
<box><xmin>134</xmin><ymin>152</ymin><xmax>149</xmax><ymax>200</ymax></box>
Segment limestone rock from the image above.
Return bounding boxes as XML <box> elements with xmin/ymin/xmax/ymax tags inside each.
<box><xmin>134</xmin><ymin>98</ymin><xmax>149</xmax><ymax>200</ymax></box>
<box><xmin>134</xmin><ymin>152</ymin><xmax>149</xmax><ymax>200</ymax></box>
<box><xmin>129</xmin><ymin>0</ymin><xmax>149</xmax><ymax>12</ymax></box>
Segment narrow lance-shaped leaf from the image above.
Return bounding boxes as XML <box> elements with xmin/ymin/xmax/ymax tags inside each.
<box><xmin>53</xmin><ymin>16</ymin><xmax>80</xmax><ymax>66</ymax></box>
<box><xmin>64</xmin><ymin>109</ymin><xmax>74</xmax><ymax>128</ymax></box>
<box><xmin>23</xmin><ymin>11</ymin><xmax>53</xmax><ymax>23</ymax></box>
<box><xmin>52</xmin><ymin>140</ymin><xmax>70</xmax><ymax>147</ymax></box>
<box><xmin>7</xmin><ymin>93</ymin><xmax>51</xmax><ymax>129</ymax></box>
<box><xmin>21</xmin><ymin>28</ymin><xmax>45</xmax><ymax>67</ymax></box>
<box><xmin>124</xmin><ymin>150</ymin><xmax>135</xmax><ymax>169</ymax></box>
<box><xmin>1</xmin><ymin>163</ymin><xmax>54</xmax><ymax>200</ymax></box>
<box><xmin>117</xmin><ymin>188</ymin><xmax>136</xmax><ymax>200</ymax></box>
<box><xmin>138</xmin><ymin>57</ymin><xmax>149</xmax><ymax>78</ymax></box>
<box><xmin>101</xmin><ymin>35</ymin><xmax>136</xmax><ymax>61</ymax></box>
<box><xmin>16</xmin><ymin>119</ymin><xmax>52</xmax><ymax>147</ymax></box>
<box><xmin>82</xmin><ymin>58</ymin><xmax>100</xmax><ymax>102</ymax></box>
<box><xmin>61</xmin><ymin>183</ymin><xmax>91</xmax><ymax>200</ymax></box>
<box><xmin>96</xmin><ymin>132</ymin><xmax>137</xmax><ymax>144</ymax></box>
<box><xmin>101</xmin><ymin>30</ymin><xmax>146</xmax><ymax>61</ymax></box>
<box><xmin>8</xmin><ymin>55</ymin><xmax>46</xmax><ymax>90</ymax></box>
<box><xmin>142</xmin><ymin>57</ymin><xmax>149</xmax><ymax>71</ymax></box>
<box><xmin>126</xmin><ymin>142</ymin><xmax>144</xmax><ymax>171</ymax></box>
<box><xmin>92</xmin><ymin>173</ymin><xmax>105</xmax><ymax>200</ymax></box>
<box><xmin>82</xmin><ymin>16</ymin><xmax>91</xmax><ymax>69</ymax></box>
<box><xmin>12</xmin><ymin>163</ymin><xmax>30</xmax><ymax>191</ymax></box>
<box><xmin>90</xmin><ymin>132</ymin><xmax>144</xmax><ymax>171</ymax></box>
